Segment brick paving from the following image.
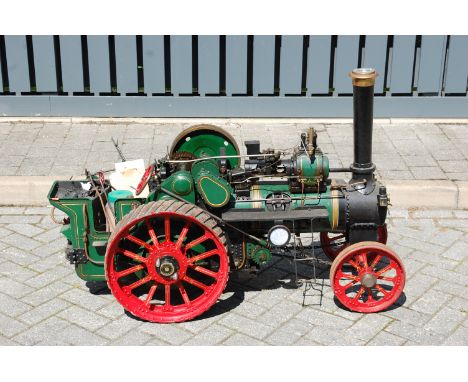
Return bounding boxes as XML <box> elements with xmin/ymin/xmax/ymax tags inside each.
<box><xmin>0</xmin><ymin>120</ymin><xmax>467</xmax><ymax>180</ymax></box>
<box><xmin>0</xmin><ymin>206</ymin><xmax>466</xmax><ymax>345</ymax></box>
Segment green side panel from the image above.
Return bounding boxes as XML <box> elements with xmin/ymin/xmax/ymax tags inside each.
<box><xmin>114</xmin><ymin>198</ymin><xmax>145</xmax><ymax>222</ymax></box>
<box><xmin>175</xmin><ymin>133</ymin><xmax>239</xmax><ymax>168</ymax></box>
<box><xmin>296</xmin><ymin>154</ymin><xmax>330</xmax><ymax>181</ymax></box>
<box><xmin>191</xmin><ymin>159</ymin><xmax>233</xmax><ymax>208</ymax></box>
<box><xmin>158</xmin><ymin>172</ymin><xmax>196</xmax><ymax>204</ymax></box>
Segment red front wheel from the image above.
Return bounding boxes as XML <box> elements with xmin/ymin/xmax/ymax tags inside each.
<box><xmin>330</xmin><ymin>241</ymin><xmax>405</xmax><ymax>313</ymax></box>
<box><xmin>320</xmin><ymin>224</ymin><xmax>388</xmax><ymax>261</ymax></box>
<box><xmin>105</xmin><ymin>200</ymin><xmax>229</xmax><ymax>323</ymax></box>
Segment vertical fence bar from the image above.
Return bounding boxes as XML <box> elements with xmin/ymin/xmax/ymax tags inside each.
<box><xmin>142</xmin><ymin>35</ymin><xmax>165</xmax><ymax>94</ymax></box>
<box><xmin>279</xmin><ymin>35</ymin><xmax>303</xmax><ymax>95</ymax></box>
<box><xmin>115</xmin><ymin>35</ymin><xmax>138</xmax><ymax>94</ymax></box>
<box><xmin>198</xmin><ymin>36</ymin><xmax>220</xmax><ymax>95</ymax></box>
<box><xmin>444</xmin><ymin>36</ymin><xmax>468</xmax><ymax>94</ymax></box>
<box><xmin>363</xmin><ymin>35</ymin><xmax>387</xmax><ymax>94</ymax></box>
<box><xmin>334</xmin><ymin>35</ymin><xmax>360</xmax><ymax>94</ymax></box>
<box><xmin>4</xmin><ymin>35</ymin><xmax>30</xmax><ymax>93</ymax></box>
<box><xmin>390</xmin><ymin>35</ymin><xmax>416</xmax><ymax>94</ymax></box>
<box><xmin>417</xmin><ymin>36</ymin><xmax>446</xmax><ymax>94</ymax></box>
<box><xmin>59</xmin><ymin>35</ymin><xmax>84</xmax><ymax>93</ymax></box>
<box><xmin>32</xmin><ymin>36</ymin><xmax>57</xmax><ymax>92</ymax></box>
<box><xmin>87</xmin><ymin>36</ymin><xmax>111</xmax><ymax>93</ymax></box>
<box><xmin>170</xmin><ymin>36</ymin><xmax>192</xmax><ymax>95</ymax></box>
<box><xmin>307</xmin><ymin>35</ymin><xmax>331</xmax><ymax>95</ymax></box>
<box><xmin>252</xmin><ymin>35</ymin><xmax>275</xmax><ymax>95</ymax></box>
<box><xmin>226</xmin><ymin>36</ymin><xmax>248</xmax><ymax>95</ymax></box>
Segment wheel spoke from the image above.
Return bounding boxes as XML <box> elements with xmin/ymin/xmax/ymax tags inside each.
<box><xmin>145</xmin><ymin>284</ymin><xmax>158</xmax><ymax>306</ymax></box>
<box><xmin>367</xmin><ymin>288</ymin><xmax>374</xmax><ymax>301</ymax></box>
<box><xmin>183</xmin><ymin>275</ymin><xmax>208</xmax><ymax>291</ymax></box>
<box><xmin>185</xmin><ymin>234</ymin><xmax>209</xmax><ymax>250</ymax></box>
<box><xmin>146</xmin><ymin>220</ymin><xmax>159</xmax><ymax>247</ymax></box>
<box><xmin>164</xmin><ymin>284</ymin><xmax>171</xmax><ymax>306</ymax></box>
<box><xmin>187</xmin><ymin>249</ymin><xmax>218</xmax><ymax>264</ymax></box>
<box><xmin>348</xmin><ymin>259</ymin><xmax>362</xmax><ymax>271</ymax></box>
<box><xmin>178</xmin><ymin>283</ymin><xmax>191</xmax><ymax>305</ymax></box>
<box><xmin>376</xmin><ymin>264</ymin><xmax>393</xmax><ymax>276</ymax></box>
<box><xmin>360</xmin><ymin>252</ymin><xmax>369</xmax><ymax>268</ymax></box>
<box><xmin>118</xmin><ymin>248</ymin><xmax>148</xmax><ymax>263</ymax></box>
<box><xmin>353</xmin><ymin>286</ymin><xmax>365</xmax><ymax>301</ymax></box>
<box><xmin>337</xmin><ymin>270</ymin><xmax>358</xmax><ymax>281</ymax></box>
<box><xmin>126</xmin><ymin>275</ymin><xmax>152</xmax><ymax>291</ymax></box>
<box><xmin>343</xmin><ymin>280</ymin><xmax>358</xmax><ymax>290</ymax></box>
<box><xmin>378</xmin><ymin>276</ymin><xmax>395</xmax><ymax>282</ymax></box>
<box><xmin>191</xmin><ymin>265</ymin><xmax>218</xmax><ymax>278</ymax></box>
<box><xmin>370</xmin><ymin>254</ymin><xmax>382</xmax><ymax>268</ymax></box>
<box><xmin>126</xmin><ymin>234</ymin><xmax>153</xmax><ymax>252</ymax></box>
<box><xmin>164</xmin><ymin>217</ymin><xmax>171</xmax><ymax>242</ymax></box>
<box><xmin>175</xmin><ymin>222</ymin><xmax>191</xmax><ymax>249</ymax></box>
<box><xmin>116</xmin><ymin>264</ymin><xmax>145</xmax><ymax>279</ymax></box>
<box><xmin>375</xmin><ymin>285</ymin><xmax>389</xmax><ymax>296</ymax></box>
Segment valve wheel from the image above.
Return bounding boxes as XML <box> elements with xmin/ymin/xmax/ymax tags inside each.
<box><xmin>105</xmin><ymin>200</ymin><xmax>229</xmax><ymax>323</ymax></box>
<box><xmin>135</xmin><ymin>164</ymin><xmax>154</xmax><ymax>196</ymax></box>
<box><xmin>330</xmin><ymin>241</ymin><xmax>405</xmax><ymax>313</ymax></box>
<box><xmin>320</xmin><ymin>224</ymin><xmax>388</xmax><ymax>260</ymax></box>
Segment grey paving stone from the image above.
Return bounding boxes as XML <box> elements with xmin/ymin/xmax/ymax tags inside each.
<box><xmin>21</xmin><ymin>281</ymin><xmax>72</xmax><ymax>307</ymax></box>
<box><xmin>0</xmin><ymin>261</ymin><xmax>38</xmax><ymax>282</ymax></box>
<box><xmin>256</xmin><ymin>299</ymin><xmax>303</xmax><ymax>328</ymax></box>
<box><xmin>429</xmin><ymin>229</ymin><xmax>464</xmax><ymax>247</ymax></box>
<box><xmin>424</xmin><ymin>307</ymin><xmax>466</xmax><ymax>336</ymax></box>
<box><xmin>0</xmin><ymin>247</ymin><xmax>40</xmax><ymax>266</ymax></box>
<box><xmin>59</xmin><ymin>288</ymin><xmax>111</xmax><ymax>311</ymax></box>
<box><xmin>24</xmin><ymin>265</ymin><xmax>71</xmax><ymax>289</ymax></box>
<box><xmin>222</xmin><ymin>333</ymin><xmax>266</xmax><ymax>346</ymax></box>
<box><xmin>57</xmin><ymin>305</ymin><xmax>110</xmax><ymax>332</ymax></box>
<box><xmin>218</xmin><ymin>312</ymin><xmax>274</xmax><ymax>340</ymax></box>
<box><xmin>409</xmin><ymin>289</ymin><xmax>452</xmax><ymax>316</ymax></box>
<box><xmin>95</xmin><ymin>315</ymin><xmax>141</xmax><ymax>340</ymax></box>
<box><xmin>385</xmin><ymin>321</ymin><xmax>446</xmax><ymax>345</ymax></box>
<box><xmin>183</xmin><ymin>324</ymin><xmax>233</xmax><ymax>345</ymax></box>
<box><xmin>442</xmin><ymin>241</ymin><xmax>468</xmax><ymax>261</ymax></box>
<box><xmin>0</xmin><ymin>312</ymin><xmax>28</xmax><ymax>338</ymax></box>
<box><xmin>110</xmin><ymin>329</ymin><xmax>152</xmax><ymax>346</ymax></box>
<box><xmin>295</xmin><ymin>308</ymin><xmax>354</xmax><ymax>329</ymax></box>
<box><xmin>305</xmin><ymin>326</ymin><xmax>366</xmax><ymax>345</ymax></box>
<box><xmin>0</xmin><ymin>292</ymin><xmax>32</xmax><ymax>317</ymax></box>
<box><xmin>442</xmin><ymin>325</ymin><xmax>468</xmax><ymax>345</ymax></box>
<box><xmin>347</xmin><ymin>314</ymin><xmax>393</xmax><ymax>342</ymax></box>
<box><xmin>0</xmin><ymin>207</ymin><xmax>25</xmax><ymax>215</ymax></box>
<box><xmin>367</xmin><ymin>330</ymin><xmax>407</xmax><ymax>346</ymax></box>
<box><xmin>0</xmin><ymin>276</ymin><xmax>34</xmax><ymax>298</ymax></box>
<box><xmin>1</xmin><ymin>233</ymin><xmax>42</xmax><ymax>251</ymax></box>
<box><xmin>139</xmin><ymin>323</ymin><xmax>193</xmax><ymax>345</ymax></box>
<box><xmin>55</xmin><ymin>324</ymin><xmax>109</xmax><ymax>345</ymax></box>
<box><xmin>12</xmin><ymin>316</ymin><xmax>70</xmax><ymax>345</ymax></box>
<box><xmin>18</xmin><ymin>298</ymin><xmax>70</xmax><ymax>325</ymax></box>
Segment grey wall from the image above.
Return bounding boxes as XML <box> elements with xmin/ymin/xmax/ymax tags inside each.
<box><xmin>0</xmin><ymin>35</ymin><xmax>467</xmax><ymax>117</ymax></box>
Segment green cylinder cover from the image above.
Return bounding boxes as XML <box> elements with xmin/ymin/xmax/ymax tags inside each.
<box><xmin>170</xmin><ymin>171</ymin><xmax>193</xmax><ymax>196</ymax></box>
<box><xmin>191</xmin><ymin>159</ymin><xmax>232</xmax><ymax>208</ymax></box>
<box><xmin>296</xmin><ymin>154</ymin><xmax>329</xmax><ymax>181</ymax></box>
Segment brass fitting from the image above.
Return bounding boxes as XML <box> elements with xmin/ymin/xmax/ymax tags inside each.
<box><xmin>349</xmin><ymin>68</ymin><xmax>378</xmax><ymax>87</ymax></box>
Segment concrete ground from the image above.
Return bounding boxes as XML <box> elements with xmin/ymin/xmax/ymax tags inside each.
<box><xmin>0</xmin><ymin>206</ymin><xmax>466</xmax><ymax>346</ymax></box>
<box><xmin>0</xmin><ymin>119</ymin><xmax>467</xmax><ymax>181</ymax></box>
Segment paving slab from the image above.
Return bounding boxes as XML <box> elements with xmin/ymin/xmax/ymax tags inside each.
<box><xmin>0</xmin><ymin>206</ymin><xmax>465</xmax><ymax>345</ymax></box>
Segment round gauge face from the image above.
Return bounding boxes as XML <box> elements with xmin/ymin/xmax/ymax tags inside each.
<box><xmin>268</xmin><ymin>226</ymin><xmax>291</xmax><ymax>247</ymax></box>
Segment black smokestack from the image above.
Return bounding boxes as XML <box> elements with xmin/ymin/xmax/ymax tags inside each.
<box><xmin>349</xmin><ymin>68</ymin><xmax>378</xmax><ymax>180</ymax></box>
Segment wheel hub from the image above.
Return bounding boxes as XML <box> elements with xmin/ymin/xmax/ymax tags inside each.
<box><xmin>157</xmin><ymin>256</ymin><xmax>179</xmax><ymax>278</ymax></box>
<box><xmin>361</xmin><ymin>272</ymin><xmax>377</xmax><ymax>288</ymax></box>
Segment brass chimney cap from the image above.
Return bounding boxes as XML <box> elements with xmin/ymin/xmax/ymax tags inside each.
<box><xmin>349</xmin><ymin>68</ymin><xmax>378</xmax><ymax>87</ymax></box>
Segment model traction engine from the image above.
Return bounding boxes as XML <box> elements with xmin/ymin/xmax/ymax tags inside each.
<box><xmin>48</xmin><ymin>68</ymin><xmax>406</xmax><ymax>323</ymax></box>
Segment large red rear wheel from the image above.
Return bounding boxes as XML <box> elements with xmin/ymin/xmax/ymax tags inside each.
<box><xmin>320</xmin><ymin>224</ymin><xmax>388</xmax><ymax>260</ymax></box>
<box><xmin>330</xmin><ymin>241</ymin><xmax>405</xmax><ymax>313</ymax></box>
<box><xmin>105</xmin><ymin>200</ymin><xmax>229</xmax><ymax>323</ymax></box>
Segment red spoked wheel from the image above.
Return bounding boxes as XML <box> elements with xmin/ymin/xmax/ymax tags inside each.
<box><xmin>135</xmin><ymin>164</ymin><xmax>154</xmax><ymax>196</ymax></box>
<box><xmin>330</xmin><ymin>241</ymin><xmax>405</xmax><ymax>313</ymax></box>
<box><xmin>105</xmin><ymin>200</ymin><xmax>229</xmax><ymax>323</ymax></box>
<box><xmin>320</xmin><ymin>224</ymin><xmax>388</xmax><ymax>260</ymax></box>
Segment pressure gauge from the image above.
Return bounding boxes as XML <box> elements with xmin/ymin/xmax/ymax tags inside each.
<box><xmin>268</xmin><ymin>225</ymin><xmax>291</xmax><ymax>247</ymax></box>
